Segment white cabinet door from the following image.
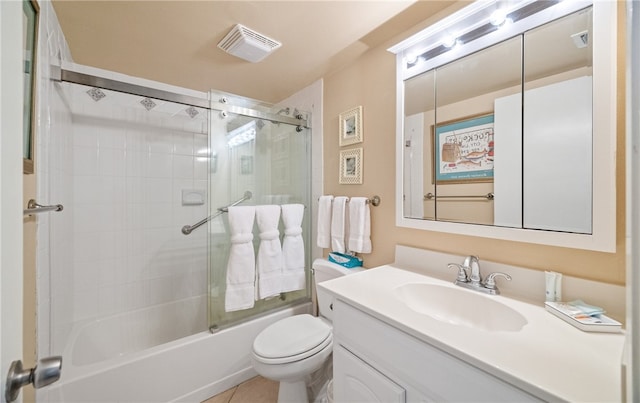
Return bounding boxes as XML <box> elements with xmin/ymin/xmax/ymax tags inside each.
<box><xmin>334</xmin><ymin>345</ymin><xmax>405</xmax><ymax>403</ymax></box>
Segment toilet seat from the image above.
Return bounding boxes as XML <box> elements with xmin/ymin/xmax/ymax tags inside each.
<box><xmin>252</xmin><ymin>314</ymin><xmax>332</xmax><ymax>365</ymax></box>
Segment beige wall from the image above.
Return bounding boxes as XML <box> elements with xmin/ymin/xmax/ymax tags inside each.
<box><xmin>323</xmin><ymin>3</ymin><xmax>626</xmax><ymax>285</ymax></box>
<box><xmin>23</xmin><ymin>172</ymin><xmax>36</xmax><ymax>402</ymax></box>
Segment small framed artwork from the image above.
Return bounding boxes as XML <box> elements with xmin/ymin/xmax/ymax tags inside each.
<box><xmin>339</xmin><ymin>148</ymin><xmax>363</xmax><ymax>185</ymax></box>
<box><xmin>338</xmin><ymin>106</ymin><xmax>363</xmax><ymax>146</ymax></box>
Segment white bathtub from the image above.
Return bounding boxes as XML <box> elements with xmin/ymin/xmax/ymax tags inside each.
<box><xmin>43</xmin><ymin>302</ymin><xmax>311</xmax><ymax>402</ymax></box>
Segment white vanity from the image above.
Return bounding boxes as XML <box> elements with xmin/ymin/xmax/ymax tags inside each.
<box><xmin>319</xmin><ymin>248</ymin><xmax>624</xmax><ymax>402</ymax></box>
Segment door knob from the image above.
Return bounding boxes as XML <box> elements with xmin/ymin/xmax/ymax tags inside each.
<box><xmin>5</xmin><ymin>356</ymin><xmax>62</xmax><ymax>402</ymax></box>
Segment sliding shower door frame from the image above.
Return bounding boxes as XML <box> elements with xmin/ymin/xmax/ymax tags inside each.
<box><xmin>54</xmin><ymin>67</ymin><xmax>310</xmax><ymax>129</ymax></box>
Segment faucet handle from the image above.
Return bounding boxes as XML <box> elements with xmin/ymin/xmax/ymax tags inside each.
<box><xmin>484</xmin><ymin>272</ymin><xmax>512</xmax><ymax>290</ymax></box>
<box><xmin>447</xmin><ymin>263</ymin><xmax>468</xmax><ymax>283</ymax></box>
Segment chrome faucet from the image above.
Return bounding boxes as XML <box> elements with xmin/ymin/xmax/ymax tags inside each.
<box><xmin>447</xmin><ymin>255</ymin><xmax>511</xmax><ymax>295</ymax></box>
<box><xmin>463</xmin><ymin>255</ymin><xmax>481</xmax><ymax>286</ymax></box>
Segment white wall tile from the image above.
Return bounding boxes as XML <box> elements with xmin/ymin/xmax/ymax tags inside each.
<box><xmin>143</xmin><ymin>178</ymin><xmax>173</xmax><ymax>203</ymax></box>
<box><xmin>146</xmin><ymin>131</ymin><xmax>174</xmax><ymax>154</ymax></box>
<box><xmin>73</xmin><ymin>289</ymin><xmax>99</xmax><ymax>321</ymax></box>
<box><xmin>173</xmin><ymin>155</ymin><xmax>194</xmax><ymax>179</ymax></box>
<box><xmin>145</xmin><ymin>152</ymin><xmax>173</xmax><ymax>178</ymax></box>
<box><xmin>73</xmin><ymin>146</ymin><xmax>99</xmax><ymax>175</ymax></box>
<box><xmin>173</xmin><ymin>132</ymin><xmax>194</xmax><ymax>155</ymax></box>
<box><xmin>143</xmin><ymin>203</ymin><xmax>174</xmax><ymax>229</ymax></box>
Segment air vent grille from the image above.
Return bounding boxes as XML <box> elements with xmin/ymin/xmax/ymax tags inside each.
<box><xmin>217</xmin><ymin>24</ymin><xmax>282</xmax><ymax>63</ymax></box>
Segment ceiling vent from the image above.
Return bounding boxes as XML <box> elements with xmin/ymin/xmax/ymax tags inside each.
<box><xmin>217</xmin><ymin>24</ymin><xmax>282</xmax><ymax>63</ymax></box>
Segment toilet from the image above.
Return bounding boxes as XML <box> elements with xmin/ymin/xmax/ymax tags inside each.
<box><xmin>250</xmin><ymin>258</ymin><xmax>362</xmax><ymax>403</ymax></box>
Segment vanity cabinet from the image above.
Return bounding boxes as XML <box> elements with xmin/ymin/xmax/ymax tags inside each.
<box><xmin>334</xmin><ymin>345</ymin><xmax>405</xmax><ymax>402</ymax></box>
<box><xmin>332</xmin><ymin>300</ymin><xmax>542</xmax><ymax>402</ymax></box>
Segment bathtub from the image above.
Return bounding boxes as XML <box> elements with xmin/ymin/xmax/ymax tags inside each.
<box><xmin>43</xmin><ymin>301</ymin><xmax>311</xmax><ymax>402</ymax></box>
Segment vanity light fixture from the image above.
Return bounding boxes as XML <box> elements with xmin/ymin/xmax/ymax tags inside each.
<box><xmin>490</xmin><ymin>9</ymin><xmax>510</xmax><ymax>27</ymax></box>
<box><xmin>442</xmin><ymin>35</ymin><xmax>459</xmax><ymax>49</ymax></box>
<box><xmin>405</xmin><ymin>52</ymin><xmax>419</xmax><ymax>64</ymax></box>
<box><xmin>390</xmin><ymin>0</ymin><xmax>563</xmax><ymax>71</ymax></box>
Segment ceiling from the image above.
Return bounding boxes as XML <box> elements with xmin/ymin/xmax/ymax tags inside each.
<box><xmin>52</xmin><ymin>1</ymin><xmax>457</xmax><ymax>103</ymax></box>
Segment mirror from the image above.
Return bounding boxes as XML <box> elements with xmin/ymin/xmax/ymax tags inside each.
<box><xmin>23</xmin><ymin>0</ymin><xmax>39</xmax><ymax>174</ymax></box>
<box><xmin>393</xmin><ymin>1</ymin><xmax>616</xmax><ymax>251</ymax></box>
<box><xmin>404</xmin><ymin>36</ymin><xmax>522</xmax><ymax>226</ymax></box>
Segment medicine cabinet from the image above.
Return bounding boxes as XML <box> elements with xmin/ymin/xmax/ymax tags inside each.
<box><xmin>390</xmin><ymin>0</ymin><xmax>616</xmax><ymax>252</ymax></box>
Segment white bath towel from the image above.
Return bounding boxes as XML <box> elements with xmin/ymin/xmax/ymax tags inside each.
<box><xmin>348</xmin><ymin>197</ymin><xmax>372</xmax><ymax>253</ymax></box>
<box><xmin>317</xmin><ymin>195</ymin><xmax>333</xmax><ymax>248</ymax></box>
<box><xmin>224</xmin><ymin>206</ymin><xmax>257</xmax><ymax>312</ymax></box>
<box><xmin>281</xmin><ymin>204</ymin><xmax>305</xmax><ymax>293</ymax></box>
<box><xmin>256</xmin><ymin>205</ymin><xmax>283</xmax><ymax>299</ymax></box>
<box><xmin>331</xmin><ymin>196</ymin><xmax>349</xmax><ymax>253</ymax></box>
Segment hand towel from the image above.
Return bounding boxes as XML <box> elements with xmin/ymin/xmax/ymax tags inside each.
<box><xmin>224</xmin><ymin>205</ymin><xmax>256</xmax><ymax>312</ymax></box>
<box><xmin>256</xmin><ymin>205</ymin><xmax>283</xmax><ymax>299</ymax></box>
<box><xmin>331</xmin><ymin>196</ymin><xmax>349</xmax><ymax>253</ymax></box>
<box><xmin>348</xmin><ymin>197</ymin><xmax>372</xmax><ymax>253</ymax></box>
<box><xmin>317</xmin><ymin>195</ymin><xmax>333</xmax><ymax>248</ymax></box>
<box><xmin>281</xmin><ymin>204</ymin><xmax>305</xmax><ymax>293</ymax></box>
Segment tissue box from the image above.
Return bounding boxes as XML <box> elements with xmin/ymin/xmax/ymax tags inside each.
<box><xmin>328</xmin><ymin>252</ymin><xmax>363</xmax><ymax>268</ymax></box>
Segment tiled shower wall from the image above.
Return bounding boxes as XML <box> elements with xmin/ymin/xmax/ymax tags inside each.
<box><xmin>57</xmin><ymin>86</ymin><xmax>210</xmax><ymax>353</ymax></box>
<box><xmin>37</xmin><ymin>1</ymin><xmax>211</xmax><ymax>356</ymax></box>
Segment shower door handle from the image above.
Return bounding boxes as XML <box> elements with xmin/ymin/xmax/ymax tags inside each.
<box><xmin>5</xmin><ymin>356</ymin><xmax>62</xmax><ymax>402</ymax></box>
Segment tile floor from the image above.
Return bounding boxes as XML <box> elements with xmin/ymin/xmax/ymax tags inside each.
<box><xmin>202</xmin><ymin>376</ymin><xmax>279</xmax><ymax>403</ymax></box>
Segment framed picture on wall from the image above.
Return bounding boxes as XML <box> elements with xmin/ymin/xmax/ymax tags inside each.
<box><xmin>338</xmin><ymin>106</ymin><xmax>363</xmax><ymax>146</ymax></box>
<box><xmin>339</xmin><ymin>148</ymin><xmax>363</xmax><ymax>185</ymax></box>
<box><xmin>433</xmin><ymin>113</ymin><xmax>494</xmax><ymax>183</ymax></box>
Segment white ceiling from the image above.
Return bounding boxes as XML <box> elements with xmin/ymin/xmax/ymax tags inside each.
<box><xmin>52</xmin><ymin>1</ymin><xmax>457</xmax><ymax>103</ymax></box>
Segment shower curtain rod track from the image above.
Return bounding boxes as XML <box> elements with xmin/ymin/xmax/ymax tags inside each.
<box><xmin>55</xmin><ymin>68</ymin><xmax>309</xmax><ymax>128</ymax></box>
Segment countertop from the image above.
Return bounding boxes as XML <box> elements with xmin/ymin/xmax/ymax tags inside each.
<box><xmin>319</xmin><ymin>264</ymin><xmax>625</xmax><ymax>402</ymax></box>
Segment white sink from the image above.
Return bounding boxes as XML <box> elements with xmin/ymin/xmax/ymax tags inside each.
<box><xmin>394</xmin><ymin>283</ymin><xmax>528</xmax><ymax>332</ymax></box>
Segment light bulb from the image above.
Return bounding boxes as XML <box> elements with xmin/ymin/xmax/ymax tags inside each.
<box><xmin>490</xmin><ymin>9</ymin><xmax>508</xmax><ymax>26</ymax></box>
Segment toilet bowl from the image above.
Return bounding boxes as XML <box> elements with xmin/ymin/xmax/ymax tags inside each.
<box><xmin>250</xmin><ymin>259</ymin><xmax>362</xmax><ymax>403</ymax></box>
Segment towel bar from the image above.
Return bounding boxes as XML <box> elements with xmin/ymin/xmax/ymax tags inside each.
<box><xmin>182</xmin><ymin>191</ymin><xmax>252</xmax><ymax>235</ymax></box>
<box><xmin>318</xmin><ymin>195</ymin><xmax>381</xmax><ymax>207</ymax></box>
<box><xmin>424</xmin><ymin>193</ymin><xmax>494</xmax><ymax>201</ymax></box>
<box><xmin>23</xmin><ymin>199</ymin><xmax>64</xmax><ymax>216</ymax></box>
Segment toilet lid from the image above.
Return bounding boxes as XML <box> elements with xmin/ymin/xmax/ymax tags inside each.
<box><xmin>253</xmin><ymin>314</ymin><xmax>331</xmax><ymax>360</ymax></box>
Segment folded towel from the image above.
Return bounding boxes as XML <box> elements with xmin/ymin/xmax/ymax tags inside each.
<box><xmin>331</xmin><ymin>196</ymin><xmax>349</xmax><ymax>253</ymax></box>
<box><xmin>348</xmin><ymin>197</ymin><xmax>372</xmax><ymax>253</ymax></box>
<box><xmin>224</xmin><ymin>206</ymin><xmax>256</xmax><ymax>312</ymax></box>
<box><xmin>256</xmin><ymin>205</ymin><xmax>283</xmax><ymax>299</ymax></box>
<box><xmin>281</xmin><ymin>204</ymin><xmax>305</xmax><ymax>293</ymax></box>
<box><xmin>317</xmin><ymin>195</ymin><xmax>333</xmax><ymax>248</ymax></box>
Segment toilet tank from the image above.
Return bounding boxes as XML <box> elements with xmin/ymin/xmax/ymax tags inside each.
<box><xmin>313</xmin><ymin>258</ymin><xmax>363</xmax><ymax>323</ymax></box>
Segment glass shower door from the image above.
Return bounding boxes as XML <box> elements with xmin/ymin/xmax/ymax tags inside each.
<box><xmin>207</xmin><ymin>107</ymin><xmax>312</xmax><ymax>330</ymax></box>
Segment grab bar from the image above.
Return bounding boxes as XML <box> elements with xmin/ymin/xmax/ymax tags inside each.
<box><xmin>182</xmin><ymin>191</ymin><xmax>252</xmax><ymax>235</ymax></box>
<box><xmin>23</xmin><ymin>199</ymin><xmax>64</xmax><ymax>216</ymax></box>
<box><xmin>424</xmin><ymin>192</ymin><xmax>494</xmax><ymax>200</ymax></box>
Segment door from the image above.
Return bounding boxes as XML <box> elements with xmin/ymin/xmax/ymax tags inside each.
<box><xmin>1</xmin><ymin>1</ymin><xmax>26</xmax><ymax>402</ymax></box>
